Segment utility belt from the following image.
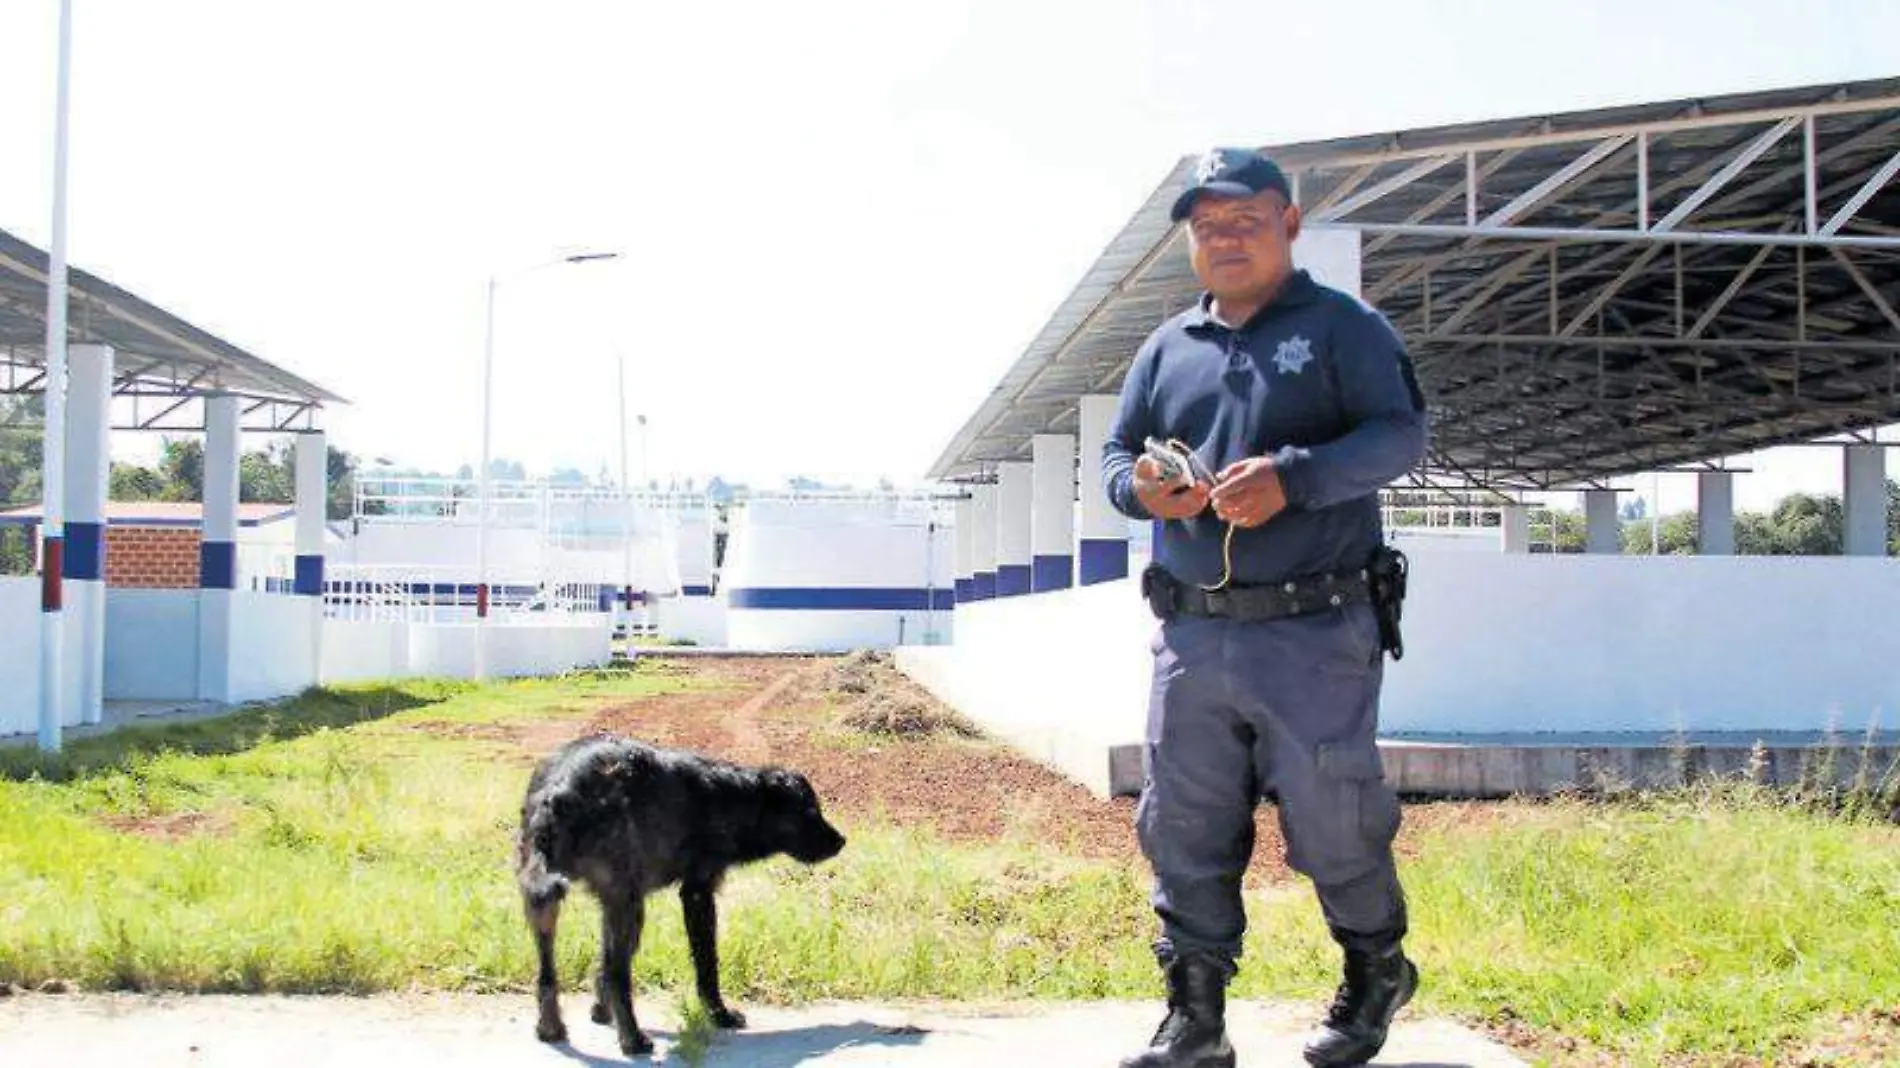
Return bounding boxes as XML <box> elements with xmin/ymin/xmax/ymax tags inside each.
<box><xmin>1141</xmin><ymin>544</ymin><xmax>1410</xmax><ymax>660</ymax></box>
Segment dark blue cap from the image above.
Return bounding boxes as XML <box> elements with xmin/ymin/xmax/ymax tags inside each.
<box><xmin>1171</xmin><ymin>147</ymin><xmax>1293</xmax><ymax>221</ymax></box>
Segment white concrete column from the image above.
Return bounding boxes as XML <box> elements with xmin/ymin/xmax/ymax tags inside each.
<box><xmin>295</xmin><ymin>430</ymin><xmax>328</xmax><ymax>684</ymax></box>
<box><xmin>1584</xmin><ymin>489</ymin><xmax>1621</xmax><ymax>555</ymax></box>
<box><xmin>1500</xmin><ymin>503</ymin><xmax>1532</xmax><ymax>554</ymax></box>
<box><xmin>1293</xmin><ymin>226</ymin><xmax>1363</xmax><ymax>300</ymax></box>
<box><xmin>1845</xmin><ymin>444</ymin><xmax>1888</xmax><ymax>557</ymax></box>
<box><xmin>1030</xmin><ymin>434</ymin><xmax>1076</xmax><ymax>593</ymax></box>
<box><xmin>995</xmin><ymin>461</ymin><xmax>1034</xmax><ymax>597</ymax></box>
<box><xmin>198</xmin><ymin>395</ymin><xmax>241</xmax><ymax>703</ymax></box>
<box><xmin>969</xmin><ymin>482</ymin><xmax>997</xmax><ymax>601</ymax></box>
<box><xmin>1698</xmin><ymin>471</ymin><xmax>1735</xmax><ymax>556</ymax></box>
<box><xmin>63</xmin><ymin>344</ymin><xmax>112</xmax><ymax>725</ymax></box>
<box><xmin>1077</xmin><ymin>395</ymin><xmax>1128</xmax><ymax>584</ymax></box>
<box><xmin>953</xmin><ymin>493</ymin><xmax>974</xmax><ymax>604</ymax></box>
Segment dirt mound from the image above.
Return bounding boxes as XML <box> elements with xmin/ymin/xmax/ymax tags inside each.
<box><xmin>826</xmin><ymin>650</ymin><xmax>887</xmax><ymax>695</ymax></box>
<box><xmin>826</xmin><ymin>651</ymin><xmax>978</xmax><ymax>739</ymax></box>
<box><xmin>838</xmin><ymin>691</ymin><xmax>978</xmax><ymax>738</ymax></box>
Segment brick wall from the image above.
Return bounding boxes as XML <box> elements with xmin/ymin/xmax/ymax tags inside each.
<box><xmin>105</xmin><ymin>527</ymin><xmax>202</xmax><ymax>589</ymax></box>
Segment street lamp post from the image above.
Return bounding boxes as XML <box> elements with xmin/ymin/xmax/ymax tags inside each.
<box><xmin>474</xmin><ymin>251</ymin><xmax>620</xmax><ymax>681</ymax></box>
<box><xmin>38</xmin><ymin>0</ymin><xmax>75</xmax><ymax>754</ymax></box>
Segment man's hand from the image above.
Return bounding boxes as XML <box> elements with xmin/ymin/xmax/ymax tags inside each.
<box><xmin>1134</xmin><ymin>454</ymin><xmax>1211</xmax><ymax>521</ymax></box>
<box><xmin>1210</xmin><ymin>457</ymin><xmax>1287</xmax><ymax>528</ymax></box>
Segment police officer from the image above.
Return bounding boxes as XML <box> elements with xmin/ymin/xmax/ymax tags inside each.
<box><xmin>1105</xmin><ymin>147</ymin><xmax>1428</xmax><ymax>1068</ymax></box>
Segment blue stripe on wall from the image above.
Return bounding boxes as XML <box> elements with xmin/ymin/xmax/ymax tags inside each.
<box><xmin>954</xmin><ymin>578</ymin><xmax>973</xmax><ymax>604</ymax></box>
<box><xmin>681</xmin><ymin>585</ymin><xmax>713</xmax><ymax>597</ymax></box>
<box><xmin>63</xmin><ymin>521</ymin><xmax>105</xmax><ymax>581</ymax></box>
<box><xmin>728</xmin><ymin>587</ymin><xmax>956</xmax><ymax>611</ymax></box>
<box><xmin>1032</xmin><ymin>554</ymin><xmax>1073</xmax><ymax>592</ymax></box>
<box><xmin>1079</xmin><ymin>538</ymin><xmax>1129</xmax><ymax>585</ymax></box>
<box><xmin>972</xmin><ymin>571</ymin><xmax>996</xmax><ymax>601</ymax></box>
<box><xmin>293</xmin><ymin>555</ymin><xmax>325</xmax><ymax>596</ymax></box>
<box><xmin>995</xmin><ymin>564</ymin><xmax>1032</xmax><ymax>597</ymax></box>
<box><xmin>200</xmin><ymin>541</ymin><xmax>237</xmax><ymax>590</ymax></box>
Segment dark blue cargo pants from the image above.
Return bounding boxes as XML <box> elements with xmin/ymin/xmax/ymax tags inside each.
<box><xmin>1137</xmin><ymin>599</ymin><xmax>1407</xmax><ymax>964</ymax></box>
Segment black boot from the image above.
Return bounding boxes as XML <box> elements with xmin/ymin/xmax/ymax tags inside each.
<box><xmin>1302</xmin><ymin>945</ymin><xmax>1418</xmax><ymax>1067</ymax></box>
<box><xmin>1119</xmin><ymin>950</ymin><xmax>1237</xmax><ymax>1068</ymax></box>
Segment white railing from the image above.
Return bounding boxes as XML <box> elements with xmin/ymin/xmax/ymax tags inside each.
<box><xmin>353</xmin><ymin>473</ymin><xmax>710</xmax><ymax>526</ymax></box>
<box><xmin>1379</xmin><ymin>492</ymin><xmax>1561</xmax><ymax>553</ymax></box>
<box><xmin>740</xmin><ymin>487</ymin><xmax>963</xmax><ymax>505</ymax></box>
<box><xmin>1379</xmin><ymin>501</ymin><xmax>1503</xmax><ymax>534</ymax></box>
<box><xmin>323</xmin><ymin>564</ymin><xmax>455</xmax><ymax>623</ymax></box>
<box><xmin>324</xmin><ymin>564</ymin><xmax>622</xmax><ymax>624</ymax></box>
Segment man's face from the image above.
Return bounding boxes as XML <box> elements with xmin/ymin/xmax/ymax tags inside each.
<box><xmin>1186</xmin><ymin>190</ymin><xmax>1301</xmax><ymax>304</ymax></box>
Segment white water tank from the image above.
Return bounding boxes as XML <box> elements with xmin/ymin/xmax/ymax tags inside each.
<box><xmin>721</xmin><ymin>495</ymin><xmax>955</xmax><ymax>651</ymax></box>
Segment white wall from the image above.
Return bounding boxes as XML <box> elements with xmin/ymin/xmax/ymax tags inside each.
<box><xmin>322</xmin><ymin>620</ymin><xmax>410</xmax><ymax>683</ymax></box>
<box><xmin>236</xmin><ymin>520</ymin><xmax>300</xmax><ymax>591</ymax></box>
<box><xmin>898</xmin><ymin>580</ymin><xmax>1149</xmax><ymax>797</ymax></box>
<box><xmin>229</xmin><ymin>593</ymin><xmax>316</xmax><ymax>703</ymax></box>
<box><xmin>103</xmin><ymin>589</ymin><xmax>200</xmax><ymax>702</ymax></box>
<box><xmin>727</xmin><ymin>608</ymin><xmax>951</xmax><ymax>652</ymax></box>
<box><xmin>405</xmin><ymin>621</ymin><xmax>610</xmax><ymax>680</ymax></box>
<box><xmin>0</xmin><ymin>578</ymin><xmax>42</xmax><ymax>736</ymax></box>
<box><xmin>337</xmin><ymin>518</ymin><xmax>683</xmax><ymax>591</ymax></box>
<box><xmin>335</xmin><ymin>525</ymin><xmax>543</xmax><ymax>578</ymax></box>
<box><xmin>914</xmin><ymin>550</ymin><xmax>1900</xmax><ymax>744</ymax></box>
<box><xmin>675</xmin><ymin>515</ymin><xmax>716</xmax><ymax>589</ymax></box>
<box><xmin>1385</xmin><ymin>554</ymin><xmax>1900</xmax><ymax>733</ymax></box>
<box><xmin>723</xmin><ymin>511</ymin><xmax>954</xmax><ymax>588</ymax></box>
<box><xmin>482</xmin><ymin>622</ymin><xmax>610</xmax><ymax>677</ymax></box>
<box><xmin>656</xmin><ymin>597</ymin><xmax>728</xmax><ymax>647</ymax></box>
<box><xmin>409</xmin><ymin>625</ymin><xmax>478</xmax><ymax>678</ymax></box>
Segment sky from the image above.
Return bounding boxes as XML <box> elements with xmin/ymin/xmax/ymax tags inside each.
<box><xmin>1</xmin><ymin>0</ymin><xmax>1898</xmax><ymax>512</ymax></box>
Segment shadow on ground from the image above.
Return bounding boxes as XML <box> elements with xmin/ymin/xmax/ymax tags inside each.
<box><xmin>545</xmin><ymin>1021</ymin><xmax>927</xmax><ymax>1067</ymax></box>
<box><xmin>0</xmin><ymin>685</ymin><xmax>449</xmax><ymax>782</ymax></box>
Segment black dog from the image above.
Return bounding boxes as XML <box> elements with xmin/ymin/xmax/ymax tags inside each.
<box><xmin>515</xmin><ymin>734</ymin><xmax>847</xmax><ymax>1057</ymax></box>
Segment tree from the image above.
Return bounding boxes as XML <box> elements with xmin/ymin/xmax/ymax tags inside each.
<box><xmin>239</xmin><ymin>447</ymin><xmax>294</xmax><ymax>504</ymax></box>
<box><xmin>0</xmin><ymin>398</ymin><xmax>42</xmax><ymax>575</ymax></box>
<box><xmin>1622</xmin><ymin>511</ymin><xmax>1699</xmax><ymax>555</ymax></box>
<box><xmin>158</xmin><ymin>439</ymin><xmax>204</xmax><ymax>502</ymax></box>
<box><xmin>1728</xmin><ymin>493</ymin><xmax>1845</xmax><ymax>556</ymax></box>
<box><xmin>1547</xmin><ymin>510</ymin><xmax>1586</xmax><ymax>553</ymax></box>
<box><xmin>1888</xmin><ymin>479</ymin><xmax>1899</xmax><ymax>556</ymax></box>
<box><xmin>110</xmin><ymin>463</ymin><xmax>166</xmax><ymax>501</ymax></box>
<box><xmin>327</xmin><ymin>445</ymin><xmax>357</xmax><ymax>521</ymax></box>
<box><xmin>0</xmin><ymin>397</ymin><xmax>45</xmax><ymax>506</ymax></box>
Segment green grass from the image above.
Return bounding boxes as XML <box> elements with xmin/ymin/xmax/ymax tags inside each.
<box><xmin>1379</xmin><ymin>792</ymin><xmax>1900</xmax><ymax>1063</ymax></box>
<box><xmin>2</xmin><ymin>670</ymin><xmax>1896</xmax><ymax>1066</ymax></box>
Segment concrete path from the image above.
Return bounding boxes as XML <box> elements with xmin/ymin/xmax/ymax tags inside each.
<box><xmin>0</xmin><ymin>993</ymin><xmax>1528</xmax><ymax>1067</ymax></box>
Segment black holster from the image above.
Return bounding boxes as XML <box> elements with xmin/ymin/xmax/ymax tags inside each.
<box><xmin>1141</xmin><ymin>562</ymin><xmax>1177</xmax><ymax>621</ymax></box>
<box><xmin>1365</xmin><ymin>544</ymin><xmax>1409</xmax><ymax>661</ymax></box>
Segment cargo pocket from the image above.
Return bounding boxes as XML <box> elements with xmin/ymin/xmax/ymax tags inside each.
<box><xmin>1319</xmin><ymin>741</ymin><xmax>1401</xmax><ymax>854</ymax></box>
<box><xmin>1275</xmin><ymin>741</ymin><xmax>1398</xmax><ymax>886</ymax></box>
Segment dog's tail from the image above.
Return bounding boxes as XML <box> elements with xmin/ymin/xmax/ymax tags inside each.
<box><xmin>516</xmin><ymin>794</ymin><xmax>572</xmax><ymax>909</ymax></box>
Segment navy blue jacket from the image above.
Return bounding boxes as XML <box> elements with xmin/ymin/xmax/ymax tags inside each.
<box><xmin>1103</xmin><ymin>269</ymin><xmax>1428</xmax><ymax>588</ymax></box>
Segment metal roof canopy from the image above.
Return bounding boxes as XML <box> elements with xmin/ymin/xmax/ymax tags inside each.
<box><xmin>0</xmin><ymin>227</ymin><xmax>340</xmax><ymax>434</ymax></box>
<box><xmin>930</xmin><ymin>77</ymin><xmax>1900</xmax><ymax>491</ymax></box>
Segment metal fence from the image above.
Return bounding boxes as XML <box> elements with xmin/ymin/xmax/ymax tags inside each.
<box><xmin>322</xmin><ymin>564</ymin><xmax>620</xmax><ymax>624</ymax></box>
